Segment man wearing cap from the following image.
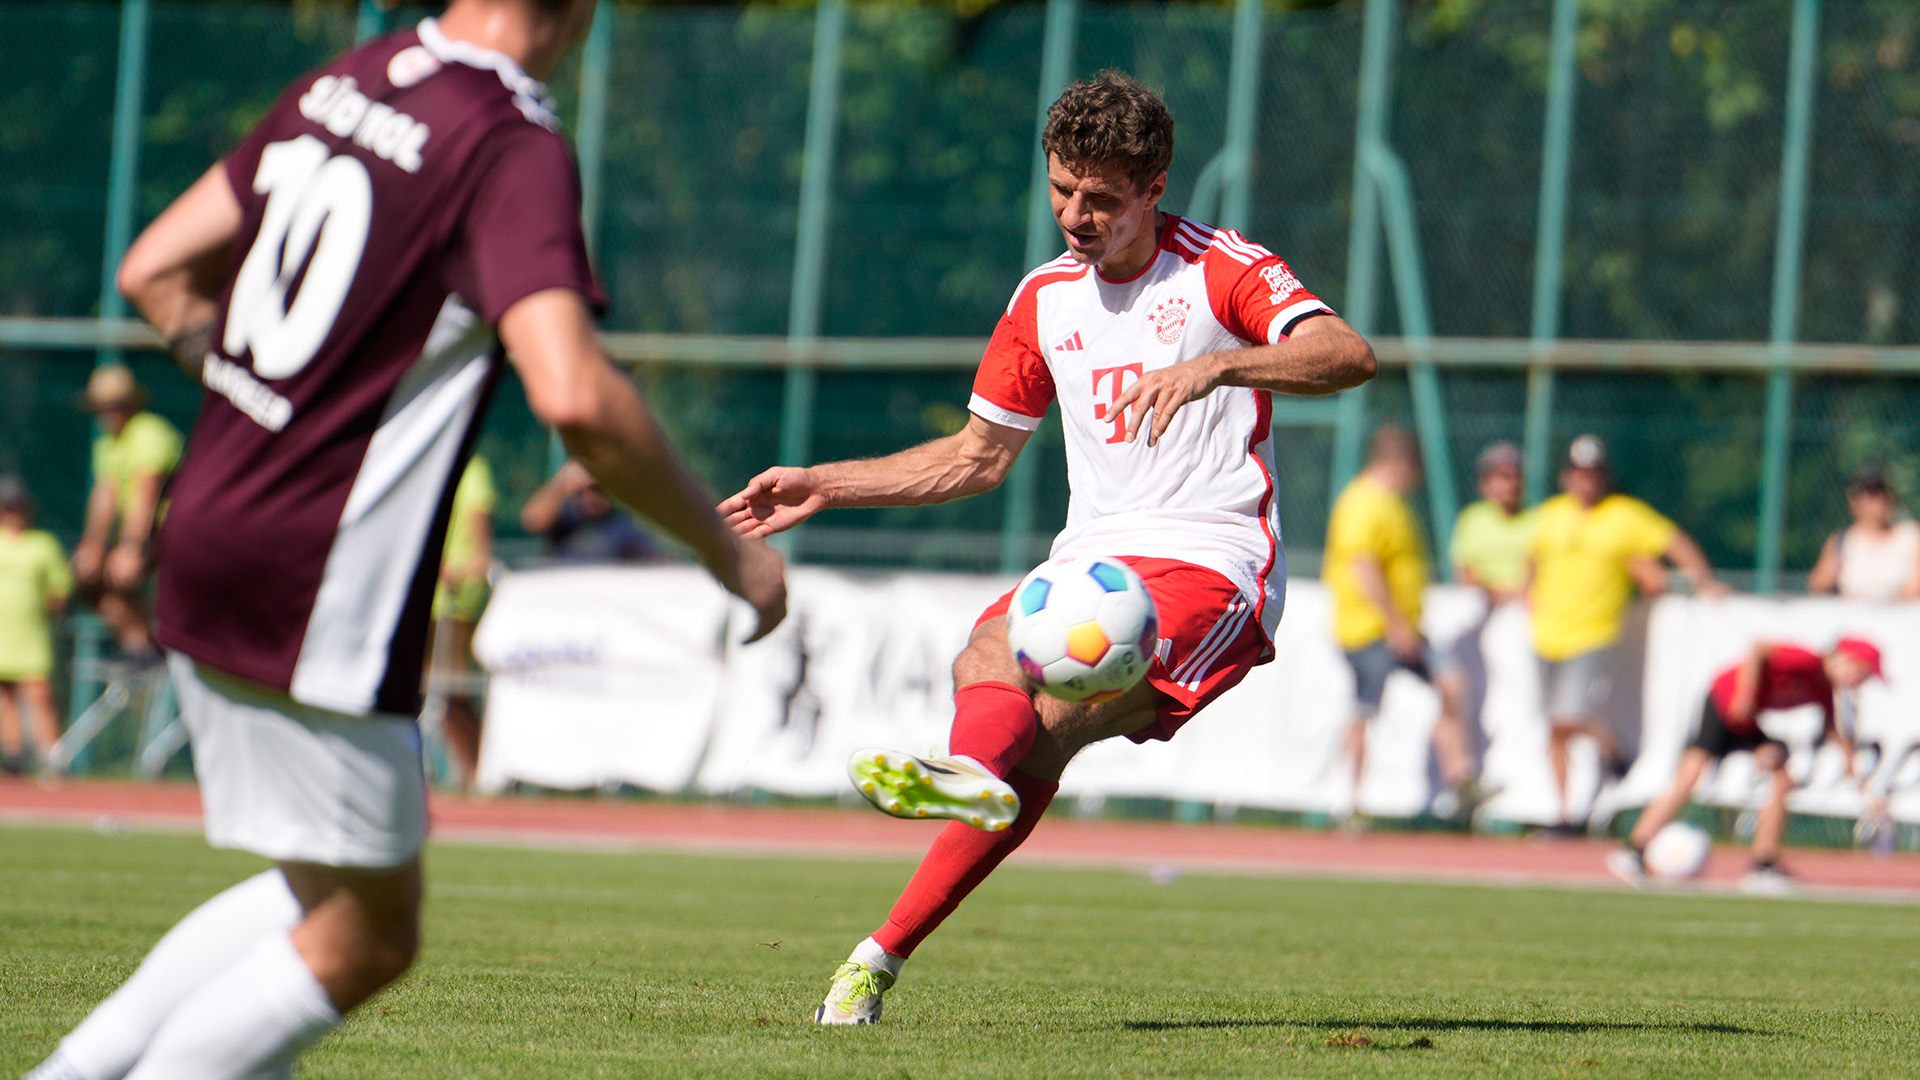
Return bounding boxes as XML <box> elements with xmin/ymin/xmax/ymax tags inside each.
<box><xmin>1610</xmin><ymin>637</ymin><xmax>1878</xmax><ymax>893</ymax></box>
<box><xmin>1528</xmin><ymin>433</ymin><xmax>1725</xmax><ymax>830</ymax></box>
<box><xmin>0</xmin><ymin>476</ymin><xmax>73</xmax><ymax>775</ymax></box>
<box><xmin>72</xmin><ymin>362</ymin><xmax>183</xmax><ymax>664</ymax></box>
<box><xmin>1806</xmin><ymin>465</ymin><xmax>1920</xmax><ymax>601</ymax></box>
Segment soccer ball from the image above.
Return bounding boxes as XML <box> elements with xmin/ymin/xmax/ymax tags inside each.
<box><xmin>1644</xmin><ymin>822</ymin><xmax>1712</xmax><ymax>880</ymax></box>
<box><xmin>1006</xmin><ymin>557</ymin><xmax>1158</xmax><ymax>704</ymax></box>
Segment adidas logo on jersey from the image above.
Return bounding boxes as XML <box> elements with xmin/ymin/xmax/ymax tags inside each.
<box><xmin>1054</xmin><ymin>332</ymin><xmax>1086</xmax><ymax>352</ymax></box>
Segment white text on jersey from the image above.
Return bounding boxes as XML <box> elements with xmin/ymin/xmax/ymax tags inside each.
<box><xmin>297</xmin><ymin>76</ymin><xmax>430</xmax><ymax>173</ymax></box>
<box><xmin>202</xmin><ymin>354</ymin><xmax>294</xmax><ymax>432</ymax></box>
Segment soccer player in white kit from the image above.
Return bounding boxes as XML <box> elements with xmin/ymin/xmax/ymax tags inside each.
<box><xmin>29</xmin><ymin>1</ymin><xmax>785</xmax><ymax>1076</ymax></box>
<box><xmin>720</xmin><ymin>71</ymin><xmax>1376</xmax><ymax>1024</ymax></box>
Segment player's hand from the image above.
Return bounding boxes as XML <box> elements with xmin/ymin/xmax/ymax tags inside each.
<box><xmin>72</xmin><ymin>538</ymin><xmax>105</xmax><ymax>582</ymax></box>
<box><xmin>1110</xmin><ymin>358</ymin><xmax>1221</xmax><ymax>447</ymax></box>
<box><xmin>105</xmin><ymin>540</ymin><xmax>146</xmax><ymax>591</ymax></box>
<box><xmin>1385</xmin><ymin>622</ymin><xmax>1423</xmax><ymax>663</ymax></box>
<box><xmin>719</xmin><ymin>467</ymin><xmax>829</xmax><ymax>537</ymax></box>
<box><xmin>1694</xmin><ymin>576</ymin><xmax>1732</xmax><ymax>601</ymax></box>
<box><xmin>725</xmin><ymin>535</ymin><xmax>788</xmax><ymax>643</ymax></box>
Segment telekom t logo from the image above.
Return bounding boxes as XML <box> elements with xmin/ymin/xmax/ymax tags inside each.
<box><xmin>1091</xmin><ymin>364</ymin><xmax>1143</xmax><ymax>445</ymax></box>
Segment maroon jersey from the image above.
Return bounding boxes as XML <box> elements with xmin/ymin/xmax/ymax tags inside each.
<box><xmin>156</xmin><ymin>20</ymin><xmax>603</xmax><ymax>716</ymax></box>
<box><xmin>1708</xmin><ymin>645</ymin><xmax>1835</xmax><ymax>736</ymax></box>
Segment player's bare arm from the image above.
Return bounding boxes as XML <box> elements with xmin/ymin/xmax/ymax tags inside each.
<box><xmin>116</xmin><ymin>162</ymin><xmax>243</xmax><ymax>381</ymax></box>
<box><xmin>1112</xmin><ymin>314</ymin><xmax>1375</xmax><ymax>445</ymax></box>
<box><xmin>720</xmin><ymin>414</ymin><xmax>1030</xmax><ymax>538</ymax></box>
<box><xmin>501</xmin><ymin>287</ymin><xmax>787</xmax><ymax>640</ymax></box>
<box><xmin>1664</xmin><ymin>531</ymin><xmax>1728</xmax><ymax>598</ymax></box>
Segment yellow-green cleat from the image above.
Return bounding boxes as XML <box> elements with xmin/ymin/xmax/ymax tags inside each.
<box><xmin>846</xmin><ymin>749</ymin><xmax>1019</xmax><ymax>831</ymax></box>
<box><xmin>816</xmin><ymin>960</ymin><xmax>896</xmax><ymax>1025</ymax></box>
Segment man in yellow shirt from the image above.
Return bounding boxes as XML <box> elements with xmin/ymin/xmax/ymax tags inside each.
<box><xmin>1528</xmin><ymin>434</ymin><xmax>1724</xmax><ymax>830</ymax></box>
<box><xmin>1324</xmin><ymin>425</ymin><xmax>1471</xmax><ymax>821</ymax></box>
<box><xmin>430</xmin><ymin>455</ymin><xmax>497</xmax><ymax>787</ymax></box>
<box><xmin>0</xmin><ymin>477</ymin><xmax>74</xmax><ymax>776</ymax></box>
<box><xmin>72</xmin><ymin>364</ymin><xmax>182</xmax><ymax>664</ymax></box>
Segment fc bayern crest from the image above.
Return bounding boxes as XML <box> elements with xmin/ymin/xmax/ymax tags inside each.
<box><xmin>1149</xmin><ymin>298</ymin><xmax>1191</xmax><ymax>345</ymax></box>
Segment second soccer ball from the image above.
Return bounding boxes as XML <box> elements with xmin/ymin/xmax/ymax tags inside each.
<box><xmin>1006</xmin><ymin>556</ymin><xmax>1159</xmax><ymax>704</ymax></box>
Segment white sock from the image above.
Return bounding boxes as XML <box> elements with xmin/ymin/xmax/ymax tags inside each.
<box><xmin>122</xmin><ymin>933</ymin><xmax>340</xmax><ymax>1080</ymax></box>
<box><xmin>37</xmin><ymin>870</ymin><xmax>302</xmax><ymax>1080</ymax></box>
<box><xmin>851</xmin><ymin>936</ymin><xmax>906</xmax><ymax>979</ymax></box>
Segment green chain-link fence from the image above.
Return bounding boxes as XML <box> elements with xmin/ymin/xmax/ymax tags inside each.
<box><xmin>4</xmin><ymin>0</ymin><xmax>1920</xmax><ymax>583</ymax></box>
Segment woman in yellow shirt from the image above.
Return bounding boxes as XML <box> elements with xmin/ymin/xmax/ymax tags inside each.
<box><xmin>0</xmin><ymin>477</ymin><xmax>74</xmax><ymax>775</ymax></box>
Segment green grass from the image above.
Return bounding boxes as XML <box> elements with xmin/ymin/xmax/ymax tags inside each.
<box><xmin>3</xmin><ymin>824</ymin><xmax>1917</xmax><ymax>1079</ymax></box>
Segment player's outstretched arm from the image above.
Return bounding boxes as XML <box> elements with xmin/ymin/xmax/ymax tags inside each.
<box><xmin>116</xmin><ymin>163</ymin><xmax>243</xmax><ymax>381</ymax></box>
<box><xmin>501</xmin><ymin>288</ymin><xmax>787</xmax><ymax>641</ymax></box>
<box><xmin>719</xmin><ymin>415</ymin><xmax>1031</xmax><ymax>538</ymax></box>
<box><xmin>1111</xmin><ymin>314</ymin><xmax>1375</xmax><ymax>446</ymax></box>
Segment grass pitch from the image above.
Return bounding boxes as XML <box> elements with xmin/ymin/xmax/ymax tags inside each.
<box><xmin>3</xmin><ymin>824</ymin><xmax>1916</xmax><ymax>1079</ymax></box>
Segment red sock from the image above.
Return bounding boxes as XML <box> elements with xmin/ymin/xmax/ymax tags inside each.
<box><xmin>870</xmin><ymin>770</ymin><xmax>1058</xmax><ymax>958</ymax></box>
<box><xmin>948</xmin><ymin>681</ymin><xmax>1038</xmax><ymax>778</ymax></box>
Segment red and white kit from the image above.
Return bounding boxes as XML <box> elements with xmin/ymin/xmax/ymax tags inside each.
<box><xmin>970</xmin><ymin>215</ymin><xmax>1334</xmax><ymax>730</ymax></box>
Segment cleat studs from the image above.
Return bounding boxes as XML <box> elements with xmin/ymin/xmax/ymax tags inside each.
<box><xmin>1002</xmin><ymin>794</ymin><xmax>1017</xmax><ymax>805</ymax></box>
<box><xmin>862</xmin><ymin>782</ymin><xmax>875</xmax><ymax>794</ymax></box>
<box><xmin>902</xmin><ymin>760</ymin><xmax>916</xmax><ymax>775</ymax></box>
<box><xmin>970</xmin><ymin>817</ymin><xmax>983</xmax><ymax>827</ymax></box>
<box><xmin>874</xmin><ymin>755</ymin><xmax>888</xmax><ymax>768</ymax></box>
<box><xmin>887</xmin><ymin>800</ymin><xmax>901</xmax><ymax>813</ymax></box>
<box><xmin>916</xmin><ymin>808</ymin><xmax>929</xmax><ymax>818</ymax></box>
<box><xmin>992</xmin><ymin>822</ymin><xmax>1009</xmax><ymax>831</ymax></box>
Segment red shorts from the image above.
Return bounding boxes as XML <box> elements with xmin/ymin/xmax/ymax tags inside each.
<box><xmin>975</xmin><ymin>556</ymin><xmax>1271</xmax><ymax>743</ymax></box>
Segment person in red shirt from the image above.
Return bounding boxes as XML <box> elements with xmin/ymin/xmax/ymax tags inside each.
<box><xmin>1610</xmin><ymin>638</ymin><xmax>1879</xmax><ymax>893</ymax></box>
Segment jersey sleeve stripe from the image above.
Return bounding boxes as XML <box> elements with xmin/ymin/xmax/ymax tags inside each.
<box><xmin>1223</xmin><ymin>229</ymin><xmax>1275</xmax><ymax>260</ymax></box>
<box><xmin>1268</xmin><ymin>298</ymin><xmax>1335</xmax><ymax>343</ymax></box>
<box><xmin>968</xmin><ymin>393</ymin><xmax>1044</xmax><ymax>432</ymax></box>
<box><xmin>1003</xmin><ymin>256</ymin><xmax>1086</xmax><ymax>314</ymax></box>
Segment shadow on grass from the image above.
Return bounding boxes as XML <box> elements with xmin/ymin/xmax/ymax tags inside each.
<box><xmin>1124</xmin><ymin>1018</ymin><xmax>1772</xmax><ymax>1036</ymax></box>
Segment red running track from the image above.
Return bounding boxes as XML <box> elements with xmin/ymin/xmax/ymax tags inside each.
<box><xmin>4</xmin><ymin>777</ymin><xmax>1917</xmax><ymax>900</ymax></box>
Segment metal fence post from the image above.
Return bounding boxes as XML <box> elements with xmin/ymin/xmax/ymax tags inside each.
<box><xmin>1220</xmin><ymin>0</ymin><xmax>1264</xmax><ymax>232</ymax></box>
<box><xmin>95</xmin><ymin>0</ymin><xmax>150</xmax><ymax>368</ymax></box>
<box><xmin>1330</xmin><ymin>0</ymin><xmax>1397</xmax><ymax>495</ymax></box>
<box><xmin>1525</xmin><ymin>0</ymin><xmax>1579</xmax><ymax>505</ymax></box>
<box><xmin>775</xmin><ymin>0</ymin><xmax>848</xmax><ymax>556</ymax></box>
<box><xmin>998</xmin><ymin>0</ymin><xmax>1079</xmax><ymax>575</ymax></box>
<box><xmin>549</xmin><ymin>0</ymin><xmax>616</xmax><ymax>475</ymax></box>
<box><xmin>356</xmin><ymin>0</ymin><xmax>388</xmax><ymax>42</ymax></box>
<box><xmin>1757</xmin><ymin>0</ymin><xmax>1821</xmax><ymax>594</ymax></box>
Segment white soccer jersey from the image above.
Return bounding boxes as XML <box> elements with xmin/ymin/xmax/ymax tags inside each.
<box><xmin>968</xmin><ymin>215</ymin><xmax>1334</xmax><ymax>642</ymax></box>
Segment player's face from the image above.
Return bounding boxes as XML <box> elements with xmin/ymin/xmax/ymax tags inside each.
<box><xmin>1849</xmin><ymin>489</ymin><xmax>1893</xmax><ymax>528</ymax></box>
<box><xmin>1479</xmin><ymin>463</ymin><xmax>1522</xmax><ymax>510</ymax></box>
<box><xmin>1048</xmin><ymin>156</ymin><xmax>1166</xmax><ymax>276</ymax></box>
<box><xmin>0</xmin><ymin>506</ymin><xmax>24</xmax><ymax>531</ymax></box>
<box><xmin>1826</xmin><ymin>652</ymin><xmax>1871</xmax><ymax>689</ymax></box>
<box><xmin>1562</xmin><ymin>465</ymin><xmax>1607</xmax><ymax>502</ymax></box>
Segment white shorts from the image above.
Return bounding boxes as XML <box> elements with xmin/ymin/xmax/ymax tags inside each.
<box><xmin>171</xmin><ymin>654</ymin><xmax>427</xmax><ymax>869</ymax></box>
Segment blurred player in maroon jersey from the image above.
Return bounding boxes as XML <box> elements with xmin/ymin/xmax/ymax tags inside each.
<box><xmin>1609</xmin><ymin>638</ymin><xmax>1878</xmax><ymax>895</ymax></box>
<box><xmin>29</xmin><ymin>1</ymin><xmax>785</xmax><ymax>1077</ymax></box>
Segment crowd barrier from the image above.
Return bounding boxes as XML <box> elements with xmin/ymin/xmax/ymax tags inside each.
<box><xmin>471</xmin><ymin>566</ymin><xmax>1920</xmax><ymax>826</ymax></box>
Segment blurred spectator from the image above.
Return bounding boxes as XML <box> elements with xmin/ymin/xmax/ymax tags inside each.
<box><xmin>429</xmin><ymin>455</ymin><xmax>496</xmax><ymax>787</ymax></box>
<box><xmin>1806</xmin><ymin>465</ymin><xmax>1920</xmax><ymax>600</ymax></box>
<box><xmin>1610</xmin><ymin>637</ymin><xmax>1877</xmax><ymax>894</ymax></box>
<box><xmin>1528</xmin><ymin>434</ymin><xmax>1726</xmax><ymax>831</ymax></box>
<box><xmin>521</xmin><ymin>459</ymin><xmax>660</xmax><ymax>564</ymax></box>
<box><xmin>0</xmin><ymin>477</ymin><xmax>73</xmax><ymax>776</ymax></box>
<box><xmin>71</xmin><ymin>364</ymin><xmax>181</xmax><ymax>665</ymax></box>
<box><xmin>1429</xmin><ymin>440</ymin><xmax>1538</xmax><ymax>817</ymax></box>
<box><xmin>1323</xmin><ymin>425</ymin><xmax>1472</xmax><ymax>823</ymax></box>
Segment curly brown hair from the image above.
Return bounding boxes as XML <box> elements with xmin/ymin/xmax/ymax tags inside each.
<box><xmin>1041</xmin><ymin>70</ymin><xmax>1175</xmax><ymax>192</ymax></box>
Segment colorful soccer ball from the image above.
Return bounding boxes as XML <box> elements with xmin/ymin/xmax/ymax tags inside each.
<box><xmin>1005</xmin><ymin>556</ymin><xmax>1159</xmax><ymax>704</ymax></box>
<box><xmin>1645</xmin><ymin>822</ymin><xmax>1712</xmax><ymax>880</ymax></box>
